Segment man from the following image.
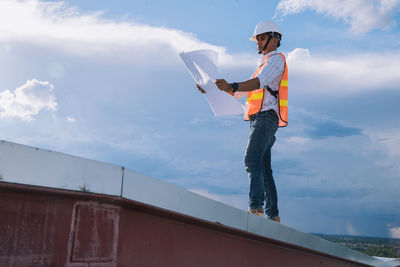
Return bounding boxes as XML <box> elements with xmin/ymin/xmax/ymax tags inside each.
<box><xmin>197</xmin><ymin>21</ymin><xmax>288</xmax><ymax>223</ymax></box>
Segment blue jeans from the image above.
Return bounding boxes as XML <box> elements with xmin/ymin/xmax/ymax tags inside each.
<box><xmin>244</xmin><ymin>110</ymin><xmax>279</xmax><ymax>217</ymax></box>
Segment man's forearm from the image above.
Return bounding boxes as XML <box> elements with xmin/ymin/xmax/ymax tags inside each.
<box><xmin>235</xmin><ymin>77</ymin><xmax>260</xmax><ymax>92</ymax></box>
<box><xmin>215</xmin><ymin>77</ymin><xmax>261</xmax><ymax>93</ymax></box>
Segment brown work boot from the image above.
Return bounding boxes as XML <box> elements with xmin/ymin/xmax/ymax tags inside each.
<box><xmin>268</xmin><ymin>215</ymin><xmax>280</xmax><ymax>223</ymax></box>
<box><xmin>248</xmin><ymin>208</ymin><xmax>264</xmax><ymax>217</ymax></box>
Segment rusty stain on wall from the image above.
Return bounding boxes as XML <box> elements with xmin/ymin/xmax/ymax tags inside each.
<box><xmin>0</xmin><ymin>193</ymin><xmax>57</xmax><ymax>267</ymax></box>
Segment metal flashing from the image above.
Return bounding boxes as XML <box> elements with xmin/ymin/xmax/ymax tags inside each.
<box><xmin>0</xmin><ymin>140</ymin><xmax>123</xmax><ymax>196</ymax></box>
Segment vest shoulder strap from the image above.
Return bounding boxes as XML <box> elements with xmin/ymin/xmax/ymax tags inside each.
<box><xmin>266</xmin><ymin>86</ymin><xmax>278</xmax><ymax>98</ymax></box>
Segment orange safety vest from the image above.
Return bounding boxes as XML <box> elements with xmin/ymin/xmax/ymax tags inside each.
<box><xmin>244</xmin><ymin>53</ymin><xmax>288</xmax><ymax>127</ymax></box>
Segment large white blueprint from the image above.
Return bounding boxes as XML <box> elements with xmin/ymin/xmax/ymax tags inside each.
<box><xmin>179</xmin><ymin>49</ymin><xmax>245</xmax><ymax>116</ymax></box>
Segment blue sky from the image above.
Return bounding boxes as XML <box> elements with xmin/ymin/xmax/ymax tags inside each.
<box><xmin>0</xmin><ymin>0</ymin><xmax>399</xmax><ymax>238</ymax></box>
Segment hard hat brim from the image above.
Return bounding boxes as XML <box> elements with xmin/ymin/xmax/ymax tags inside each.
<box><xmin>250</xmin><ymin>21</ymin><xmax>282</xmax><ymax>42</ymax></box>
<box><xmin>249</xmin><ymin>32</ymin><xmax>282</xmax><ymax>42</ymax></box>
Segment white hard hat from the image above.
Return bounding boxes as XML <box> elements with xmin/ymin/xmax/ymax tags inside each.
<box><xmin>250</xmin><ymin>21</ymin><xmax>282</xmax><ymax>41</ymax></box>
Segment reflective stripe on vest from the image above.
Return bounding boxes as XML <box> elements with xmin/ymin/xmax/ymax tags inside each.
<box><xmin>244</xmin><ymin>53</ymin><xmax>288</xmax><ymax>127</ymax></box>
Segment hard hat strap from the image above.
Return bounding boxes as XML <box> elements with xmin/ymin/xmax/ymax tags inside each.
<box><xmin>258</xmin><ymin>34</ymin><xmax>272</xmax><ymax>54</ymax></box>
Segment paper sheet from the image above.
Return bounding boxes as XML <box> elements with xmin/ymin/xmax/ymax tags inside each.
<box><xmin>179</xmin><ymin>49</ymin><xmax>245</xmax><ymax>116</ymax></box>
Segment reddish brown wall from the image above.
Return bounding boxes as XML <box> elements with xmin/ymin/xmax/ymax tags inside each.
<box><xmin>0</xmin><ymin>182</ymin><xmax>370</xmax><ymax>267</ymax></box>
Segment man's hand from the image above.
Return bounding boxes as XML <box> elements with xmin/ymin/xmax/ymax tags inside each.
<box><xmin>196</xmin><ymin>84</ymin><xmax>206</xmax><ymax>94</ymax></box>
<box><xmin>215</xmin><ymin>79</ymin><xmax>232</xmax><ymax>92</ymax></box>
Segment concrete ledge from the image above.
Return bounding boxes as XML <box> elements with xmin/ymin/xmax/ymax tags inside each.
<box><xmin>0</xmin><ymin>140</ymin><xmax>394</xmax><ymax>267</ymax></box>
<box><xmin>0</xmin><ymin>140</ymin><xmax>123</xmax><ymax>196</ymax></box>
<box><xmin>122</xmin><ymin>169</ymin><xmax>248</xmax><ymax>231</ymax></box>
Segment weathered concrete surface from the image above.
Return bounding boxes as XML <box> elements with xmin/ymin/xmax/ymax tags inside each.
<box><xmin>0</xmin><ymin>181</ymin><xmax>391</xmax><ymax>267</ymax></box>
<box><xmin>0</xmin><ymin>140</ymin><xmax>394</xmax><ymax>267</ymax></box>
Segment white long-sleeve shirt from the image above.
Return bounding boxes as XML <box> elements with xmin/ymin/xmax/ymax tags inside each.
<box><xmin>235</xmin><ymin>50</ymin><xmax>285</xmax><ymax>114</ymax></box>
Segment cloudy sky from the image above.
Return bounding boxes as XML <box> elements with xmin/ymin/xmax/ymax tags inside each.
<box><xmin>0</xmin><ymin>0</ymin><xmax>399</xmax><ymax>238</ymax></box>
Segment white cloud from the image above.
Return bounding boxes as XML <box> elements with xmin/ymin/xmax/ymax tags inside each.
<box><xmin>389</xmin><ymin>226</ymin><xmax>400</xmax><ymax>238</ymax></box>
<box><xmin>0</xmin><ymin>79</ymin><xmax>57</xmax><ymax>121</ymax></box>
<box><xmin>287</xmin><ymin>48</ymin><xmax>400</xmax><ymax>94</ymax></box>
<box><xmin>66</xmin><ymin>116</ymin><xmax>75</xmax><ymax>123</ymax></box>
<box><xmin>0</xmin><ymin>0</ymin><xmax>255</xmax><ymax>67</ymax></box>
<box><xmin>287</xmin><ymin>48</ymin><xmax>310</xmax><ymax>61</ymax></box>
<box><xmin>276</xmin><ymin>0</ymin><xmax>400</xmax><ymax>34</ymax></box>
